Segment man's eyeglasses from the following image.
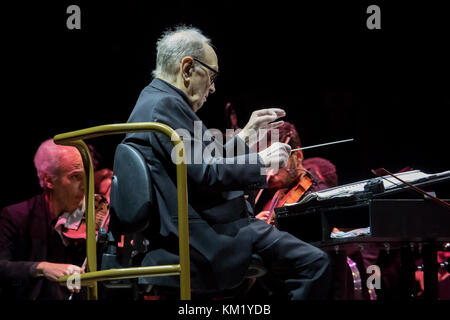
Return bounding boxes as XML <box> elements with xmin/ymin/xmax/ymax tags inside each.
<box><xmin>193</xmin><ymin>58</ymin><xmax>219</xmax><ymax>84</ymax></box>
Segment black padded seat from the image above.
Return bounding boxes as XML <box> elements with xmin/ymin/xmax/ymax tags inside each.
<box><xmin>110</xmin><ymin>143</ymin><xmax>153</xmax><ymax>233</ymax></box>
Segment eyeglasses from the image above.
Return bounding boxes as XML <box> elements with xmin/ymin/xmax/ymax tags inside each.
<box><xmin>193</xmin><ymin>58</ymin><xmax>219</xmax><ymax>84</ymax></box>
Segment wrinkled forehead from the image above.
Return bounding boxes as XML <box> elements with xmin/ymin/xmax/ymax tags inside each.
<box><xmin>203</xmin><ymin>43</ymin><xmax>219</xmax><ymax>70</ymax></box>
<box><xmin>57</xmin><ymin>147</ymin><xmax>84</xmax><ymax>173</ymax></box>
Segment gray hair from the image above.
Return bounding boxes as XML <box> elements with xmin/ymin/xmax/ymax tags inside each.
<box><xmin>33</xmin><ymin>139</ymin><xmax>81</xmax><ymax>189</ymax></box>
<box><xmin>152</xmin><ymin>25</ymin><xmax>212</xmax><ymax>81</ymax></box>
<box><xmin>34</xmin><ymin>139</ymin><xmax>61</xmax><ymax>188</ymax></box>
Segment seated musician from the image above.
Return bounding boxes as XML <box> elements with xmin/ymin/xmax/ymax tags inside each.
<box><xmin>123</xmin><ymin>25</ymin><xmax>331</xmax><ymax>299</ymax></box>
<box><xmin>253</xmin><ymin>121</ymin><xmax>338</xmax><ymax>224</ymax></box>
<box><xmin>0</xmin><ymin>139</ymin><xmax>86</xmax><ymax>300</ymax></box>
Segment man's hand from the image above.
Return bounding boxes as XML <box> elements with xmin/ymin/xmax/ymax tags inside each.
<box><xmin>255</xmin><ymin>211</ymin><xmax>275</xmax><ymax>225</ymax></box>
<box><xmin>34</xmin><ymin>262</ymin><xmax>83</xmax><ymax>293</ymax></box>
<box><xmin>258</xmin><ymin>142</ymin><xmax>291</xmax><ymax>171</ymax></box>
<box><xmin>237</xmin><ymin>108</ymin><xmax>286</xmax><ymax>145</ymax></box>
<box><xmin>35</xmin><ymin>262</ymin><xmax>83</xmax><ymax>281</ymax></box>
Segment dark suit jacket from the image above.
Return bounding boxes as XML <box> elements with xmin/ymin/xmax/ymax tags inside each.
<box><xmin>0</xmin><ymin>193</ymin><xmax>84</xmax><ymax>300</ymax></box>
<box><xmin>0</xmin><ymin>193</ymin><xmax>51</xmax><ymax>299</ymax></box>
<box><xmin>124</xmin><ymin>78</ymin><xmax>266</xmax><ymax>292</ymax></box>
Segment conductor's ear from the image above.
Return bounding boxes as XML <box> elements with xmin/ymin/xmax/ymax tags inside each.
<box><xmin>181</xmin><ymin>57</ymin><xmax>194</xmax><ymax>81</ymax></box>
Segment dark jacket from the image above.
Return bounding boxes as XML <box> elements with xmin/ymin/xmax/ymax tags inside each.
<box><xmin>124</xmin><ymin>78</ymin><xmax>266</xmax><ymax>292</ymax></box>
<box><xmin>0</xmin><ymin>193</ymin><xmax>51</xmax><ymax>299</ymax></box>
<box><xmin>0</xmin><ymin>193</ymin><xmax>84</xmax><ymax>300</ymax></box>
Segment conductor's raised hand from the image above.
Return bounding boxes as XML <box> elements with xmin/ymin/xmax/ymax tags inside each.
<box><xmin>237</xmin><ymin>108</ymin><xmax>286</xmax><ymax>144</ymax></box>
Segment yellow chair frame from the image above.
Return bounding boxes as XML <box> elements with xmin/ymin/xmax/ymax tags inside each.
<box><xmin>54</xmin><ymin>123</ymin><xmax>190</xmax><ymax>300</ymax></box>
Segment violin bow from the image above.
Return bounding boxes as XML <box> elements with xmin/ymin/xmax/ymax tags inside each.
<box><xmin>67</xmin><ymin>202</ymin><xmax>111</xmax><ymax>300</ymax></box>
<box><xmin>372</xmin><ymin>168</ymin><xmax>450</xmax><ymax>210</ymax></box>
<box><xmin>267</xmin><ymin>190</ymin><xmax>281</xmax><ymax>222</ymax></box>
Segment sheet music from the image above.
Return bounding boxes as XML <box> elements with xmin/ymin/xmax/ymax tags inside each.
<box><xmin>286</xmin><ymin>170</ymin><xmax>450</xmax><ymax>206</ymax></box>
<box><xmin>330</xmin><ymin>227</ymin><xmax>371</xmax><ymax>239</ymax></box>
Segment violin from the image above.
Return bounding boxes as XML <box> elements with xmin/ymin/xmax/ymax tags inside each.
<box><xmin>61</xmin><ymin>193</ymin><xmax>110</xmax><ymax>243</ymax></box>
<box><xmin>262</xmin><ymin>173</ymin><xmax>313</xmax><ymax>224</ymax></box>
<box><xmin>276</xmin><ymin>174</ymin><xmax>312</xmax><ymax>207</ymax></box>
<box><xmin>224</xmin><ymin>102</ymin><xmax>314</xmax><ymax>223</ymax></box>
<box><xmin>64</xmin><ymin>193</ymin><xmax>110</xmax><ymax>300</ymax></box>
<box><xmin>255</xmin><ymin>128</ymin><xmax>312</xmax><ymax>223</ymax></box>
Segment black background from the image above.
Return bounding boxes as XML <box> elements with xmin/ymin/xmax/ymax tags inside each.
<box><xmin>1</xmin><ymin>0</ymin><xmax>449</xmax><ymax>209</ymax></box>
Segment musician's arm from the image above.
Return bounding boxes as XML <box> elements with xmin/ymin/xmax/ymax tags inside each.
<box><xmin>151</xmin><ymin>100</ymin><xmax>267</xmax><ymax>191</ymax></box>
<box><xmin>0</xmin><ymin>208</ymin><xmax>83</xmax><ymax>284</ymax></box>
<box><xmin>0</xmin><ymin>208</ymin><xmax>41</xmax><ymax>281</ymax></box>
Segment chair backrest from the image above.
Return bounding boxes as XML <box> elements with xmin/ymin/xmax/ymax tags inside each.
<box><xmin>54</xmin><ymin>123</ymin><xmax>191</xmax><ymax>300</ymax></box>
<box><xmin>100</xmin><ymin>143</ymin><xmax>154</xmax><ymax>295</ymax></box>
<box><xmin>110</xmin><ymin>143</ymin><xmax>154</xmax><ymax>233</ymax></box>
